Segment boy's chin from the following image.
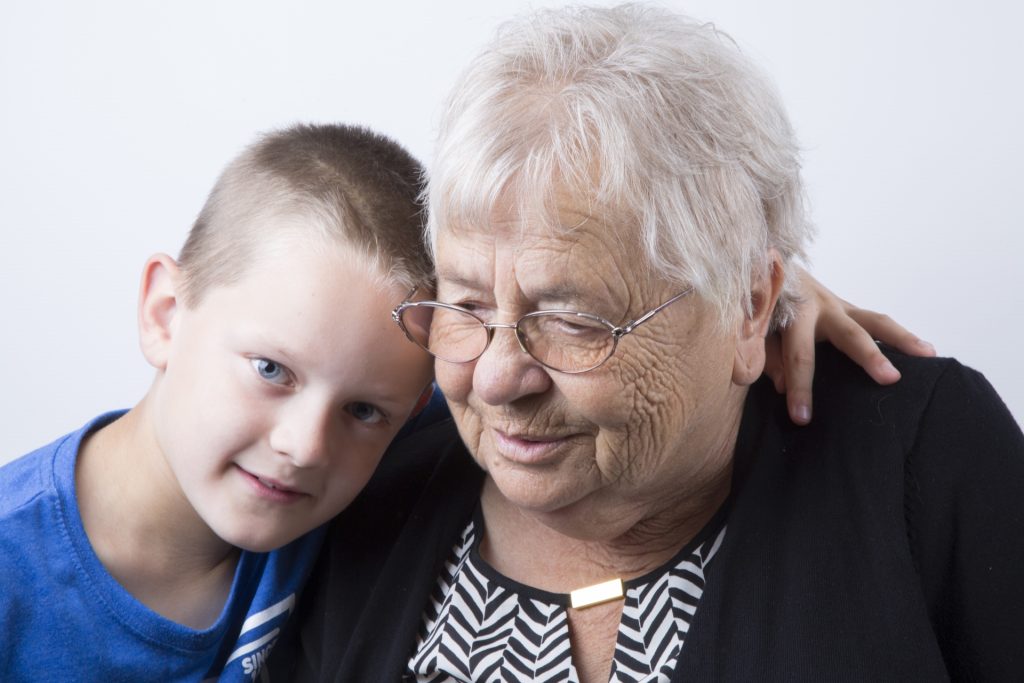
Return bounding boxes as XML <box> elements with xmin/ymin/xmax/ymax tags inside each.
<box><xmin>193</xmin><ymin>479</ymin><xmax>332</xmax><ymax>553</ymax></box>
<box><xmin>207</xmin><ymin>517</ymin><xmax>312</xmax><ymax>554</ymax></box>
<box><xmin>228</xmin><ymin>536</ymin><xmax>288</xmax><ymax>554</ymax></box>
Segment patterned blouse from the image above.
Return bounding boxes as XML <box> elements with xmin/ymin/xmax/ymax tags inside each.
<box><xmin>405</xmin><ymin>509</ymin><xmax>726</xmax><ymax>682</ymax></box>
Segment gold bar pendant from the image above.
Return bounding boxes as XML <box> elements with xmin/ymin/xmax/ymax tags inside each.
<box><xmin>569</xmin><ymin>578</ymin><xmax>625</xmax><ymax>609</ymax></box>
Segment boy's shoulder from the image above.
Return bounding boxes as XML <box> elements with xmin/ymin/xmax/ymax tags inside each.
<box><xmin>1</xmin><ymin>412</ymin><xmax>125</xmax><ymax>517</ymax></box>
<box><xmin>0</xmin><ymin>410</ymin><xmax>326</xmax><ymax>680</ymax></box>
<box><xmin>1</xmin><ymin>430</ymin><xmax>73</xmax><ymax>518</ymax></box>
<box><xmin>0</xmin><ymin>412</ymin><xmax>126</xmax><ymax>586</ymax></box>
<box><xmin>0</xmin><ymin>414</ymin><xmax>108</xmax><ymax>674</ymax></box>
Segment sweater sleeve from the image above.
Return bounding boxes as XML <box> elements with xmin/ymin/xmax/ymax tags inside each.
<box><xmin>904</xmin><ymin>360</ymin><xmax>1024</xmax><ymax>681</ymax></box>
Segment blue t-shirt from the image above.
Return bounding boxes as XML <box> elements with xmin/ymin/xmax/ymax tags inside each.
<box><xmin>0</xmin><ymin>413</ymin><xmax>326</xmax><ymax>681</ymax></box>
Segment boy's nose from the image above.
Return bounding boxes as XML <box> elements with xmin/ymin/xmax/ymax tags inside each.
<box><xmin>269</xmin><ymin>401</ymin><xmax>333</xmax><ymax>467</ymax></box>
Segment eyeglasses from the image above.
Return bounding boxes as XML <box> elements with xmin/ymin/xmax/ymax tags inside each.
<box><xmin>391</xmin><ymin>288</ymin><xmax>693</xmax><ymax>374</ymax></box>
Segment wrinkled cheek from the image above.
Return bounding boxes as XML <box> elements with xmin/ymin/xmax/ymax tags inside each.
<box><xmin>616</xmin><ymin>431</ymin><xmax>667</xmax><ymax>488</ymax></box>
<box><xmin>592</xmin><ymin>427</ymin><xmax>636</xmax><ymax>484</ymax></box>
<box><xmin>589</xmin><ymin>391</ymin><xmax>660</xmax><ymax>485</ymax></box>
<box><xmin>435</xmin><ymin>362</ymin><xmax>484</xmax><ymax>455</ymax></box>
<box><xmin>434</xmin><ymin>360</ymin><xmax>472</xmax><ymax>403</ymax></box>
<box><xmin>449</xmin><ymin>403</ymin><xmax>485</xmax><ymax>467</ymax></box>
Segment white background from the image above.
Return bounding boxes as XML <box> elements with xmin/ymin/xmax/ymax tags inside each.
<box><xmin>2</xmin><ymin>0</ymin><xmax>1021</xmax><ymax>464</ymax></box>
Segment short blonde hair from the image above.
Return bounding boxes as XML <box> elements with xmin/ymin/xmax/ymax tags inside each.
<box><xmin>426</xmin><ymin>4</ymin><xmax>812</xmax><ymax>328</ymax></box>
<box><xmin>179</xmin><ymin>123</ymin><xmax>432</xmax><ymax>306</ymax></box>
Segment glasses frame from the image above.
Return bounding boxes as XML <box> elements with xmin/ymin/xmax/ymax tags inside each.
<box><xmin>391</xmin><ymin>287</ymin><xmax>694</xmax><ymax>374</ymax></box>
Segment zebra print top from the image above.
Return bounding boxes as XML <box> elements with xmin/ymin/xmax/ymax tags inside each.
<box><xmin>405</xmin><ymin>509</ymin><xmax>727</xmax><ymax>683</ymax></box>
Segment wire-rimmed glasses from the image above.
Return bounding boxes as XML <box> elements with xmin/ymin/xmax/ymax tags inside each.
<box><xmin>391</xmin><ymin>288</ymin><xmax>693</xmax><ymax>374</ymax></box>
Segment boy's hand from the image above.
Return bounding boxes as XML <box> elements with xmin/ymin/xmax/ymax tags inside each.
<box><xmin>765</xmin><ymin>267</ymin><xmax>937</xmax><ymax>425</ymax></box>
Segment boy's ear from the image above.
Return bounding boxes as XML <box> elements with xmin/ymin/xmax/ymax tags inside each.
<box><xmin>410</xmin><ymin>384</ymin><xmax>435</xmax><ymax>418</ymax></box>
<box><xmin>732</xmin><ymin>251</ymin><xmax>784</xmax><ymax>386</ymax></box>
<box><xmin>138</xmin><ymin>254</ymin><xmax>183</xmax><ymax>371</ymax></box>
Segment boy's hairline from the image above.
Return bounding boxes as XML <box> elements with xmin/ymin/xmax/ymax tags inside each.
<box><xmin>176</xmin><ymin>122</ymin><xmax>436</xmax><ymax>309</ymax></box>
<box><xmin>178</xmin><ymin>212</ymin><xmax>434</xmax><ymax>309</ymax></box>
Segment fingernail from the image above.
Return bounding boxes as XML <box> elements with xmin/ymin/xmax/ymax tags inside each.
<box><xmin>917</xmin><ymin>340</ymin><xmax>936</xmax><ymax>354</ymax></box>
<box><xmin>794</xmin><ymin>404</ymin><xmax>811</xmax><ymax>424</ymax></box>
<box><xmin>882</xmin><ymin>359</ymin><xmax>900</xmax><ymax>377</ymax></box>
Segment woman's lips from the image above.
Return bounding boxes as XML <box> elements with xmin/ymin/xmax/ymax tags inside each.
<box><xmin>492</xmin><ymin>430</ymin><xmax>573</xmax><ymax>465</ymax></box>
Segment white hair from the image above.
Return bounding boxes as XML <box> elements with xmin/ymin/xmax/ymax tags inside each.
<box><xmin>425</xmin><ymin>3</ymin><xmax>813</xmax><ymax>328</ymax></box>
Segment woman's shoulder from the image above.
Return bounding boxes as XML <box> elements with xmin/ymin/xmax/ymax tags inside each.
<box><xmin>737</xmin><ymin>341</ymin><xmax>1023</xmax><ymax>539</ymax></box>
<box><xmin>805</xmin><ymin>342</ymin><xmax>1023</xmax><ymax>522</ymax></box>
<box><xmin>823</xmin><ymin>348</ymin><xmax>1024</xmax><ymax>681</ymax></box>
<box><xmin>726</xmin><ymin>345</ymin><xmax>1024</xmax><ymax>679</ymax></box>
<box><xmin>799</xmin><ymin>342</ymin><xmax>1018</xmax><ymax>456</ymax></box>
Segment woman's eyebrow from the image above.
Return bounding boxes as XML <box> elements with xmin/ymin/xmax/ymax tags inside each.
<box><xmin>532</xmin><ymin>285</ymin><xmax>586</xmax><ymax>306</ymax></box>
<box><xmin>436</xmin><ymin>267</ymin><xmax>591</xmax><ymax>307</ymax></box>
<box><xmin>435</xmin><ymin>271</ymin><xmax>485</xmax><ymax>292</ymax></box>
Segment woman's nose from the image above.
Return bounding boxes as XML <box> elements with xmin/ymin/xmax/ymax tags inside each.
<box><xmin>472</xmin><ymin>325</ymin><xmax>552</xmax><ymax>406</ymax></box>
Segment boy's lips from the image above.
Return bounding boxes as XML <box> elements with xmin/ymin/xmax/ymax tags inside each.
<box><xmin>235</xmin><ymin>465</ymin><xmax>308</xmax><ymax>503</ymax></box>
<box><xmin>255</xmin><ymin>475</ymin><xmax>300</xmax><ymax>492</ymax></box>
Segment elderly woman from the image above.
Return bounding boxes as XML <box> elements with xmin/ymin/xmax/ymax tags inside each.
<box><xmin>276</xmin><ymin>5</ymin><xmax>1023</xmax><ymax>681</ymax></box>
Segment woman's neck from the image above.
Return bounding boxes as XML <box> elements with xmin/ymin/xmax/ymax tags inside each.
<box><xmin>75</xmin><ymin>398</ymin><xmax>239</xmax><ymax>629</ymax></box>
<box><xmin>477</xmin><ymin>464</ymin><xmax>731</xmax><ymax>683</ymax></box>
<box><xmin>477</xmin><ymin>462</ymin><xmax>730</xmax><ymax>594</ymax></box>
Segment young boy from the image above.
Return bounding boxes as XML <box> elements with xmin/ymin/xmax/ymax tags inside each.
<box><xmin>0</xmin><ymin>124</ymin><xmax>436</xmax><ymax>680</ymax></box>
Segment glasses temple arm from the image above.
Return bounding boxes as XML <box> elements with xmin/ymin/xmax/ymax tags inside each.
<box><xmin>614</xmin><ymin>287</ymin><xmax>694</xmax><ymax>336</ymax></box>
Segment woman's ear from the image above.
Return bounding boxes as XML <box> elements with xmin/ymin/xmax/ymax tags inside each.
<box><xmin>138</xmin><ymin>254</ymin><xmax>182</xmax><ymax>371</ymax></box>
<box><xmin>733</xmin><ymin>251</ymin><xmax>784</xmax><ymax>386</ymax></box>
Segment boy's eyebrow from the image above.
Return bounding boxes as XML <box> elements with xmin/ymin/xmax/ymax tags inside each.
<box><xmin>259</xmin><ymin>342</ymin><xmax>299</xmax><ymax>364</ymax></box>
<box><xmin>248</xmin><ymin>345</ymin><xmax>421</xmax><ymax>409</ymax></box>
<box><xmin>355</xmin><ymin>380</ymin><xmax>430</xmax><ymax>410</ymax></box>
<box><xmin>239</xmin><ymin>330</ymin><xmax>301</xmax><ymax>366</ymax></box>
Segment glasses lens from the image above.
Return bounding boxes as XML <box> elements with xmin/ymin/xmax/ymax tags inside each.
<box><xmin>404</xmin><ymin>304</ymin><xmax>488</xmax><ymax>363</ymax></box>
<box><xmin>397</xmin><ymin>303</ymin><xmax>433</xmax><ymax>347</ymax></box>
<box><xmin>520</xmin><ymin>312</ymin><xmax>614</xmax><ymax>372</ymax></box>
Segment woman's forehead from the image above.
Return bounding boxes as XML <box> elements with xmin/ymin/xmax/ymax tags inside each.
<box><xmin>447</xmin><ymin>182</ymin><xmax>632</xmax><ymax>235</ymax></box>
<box><xmin>439</xmin><ymin>191</ymin><xmax>633</xmax><ymax>249</ymax></box>
<box><xmin>435</xmin><ymin>219</ymin><xmax>645</xmax><ymax>307</ymax></box>
<box><xmin>437</xmin><ymin>214</ymin><xmax>628</xmax><ymax>263</ymax></box>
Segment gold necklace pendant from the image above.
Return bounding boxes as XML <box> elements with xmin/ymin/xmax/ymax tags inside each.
<box><xmin>569</xmin><ymin>578</ymin><xmax>625</xmax><ymax>609</ymax></box>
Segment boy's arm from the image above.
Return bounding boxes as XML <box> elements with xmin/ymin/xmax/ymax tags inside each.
<box><xmin>765</xmin><ymin>267</ymin><xmax>936</xmax><ymax>425</ymax></box>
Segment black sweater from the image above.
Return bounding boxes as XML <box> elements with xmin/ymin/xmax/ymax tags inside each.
<box><xmin>271</xmin><ymin>346</ymin><xmax>1024</xmax><ymax>681</ymax></box>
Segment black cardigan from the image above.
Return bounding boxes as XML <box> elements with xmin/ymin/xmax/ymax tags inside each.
<box><xmin>271</xmin><ymin>346</ymin><xmax>1024</xmax><ymax>681</ymax></box>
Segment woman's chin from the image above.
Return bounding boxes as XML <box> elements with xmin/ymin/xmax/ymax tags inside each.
<box><xmin>486</xmin><ymin>471</ymin><xmax>630</xmax><ymax>540</ymax></box>
<box><xmin>487</xmin><ymin>466</ymin><xmax>588</xmax><ymax>514</ymax></box>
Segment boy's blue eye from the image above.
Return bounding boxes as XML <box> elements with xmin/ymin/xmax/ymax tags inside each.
<box><xmin>346</xmin><ymin>402</ymin><xmax>385</xmax><ymax>425</ymax></box>
<box><xmin>251</xmin><ymin>358</ymin><xmax>289</xmax><ymax>384</ymax></box>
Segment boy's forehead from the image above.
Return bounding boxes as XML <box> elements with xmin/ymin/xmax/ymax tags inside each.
<box><xmin>240</xmin><ymin>229</ymin><xmax>379</xmax><ymax>285</ymax></box>
<box><xmin>195</xmin><ymin>235</ymin><xmax>434</xmax><ymax>386</ymax></box>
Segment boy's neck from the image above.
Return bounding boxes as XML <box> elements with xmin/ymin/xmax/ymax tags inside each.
<box><xmin>76</xmin><ymin>397</ymin><xmax>240</xmax><ymax>630</ymax></box>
